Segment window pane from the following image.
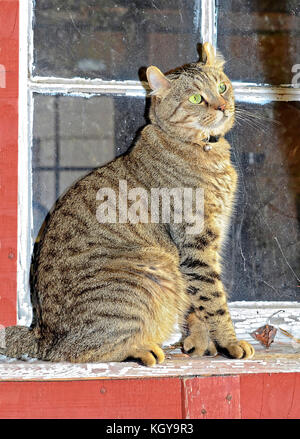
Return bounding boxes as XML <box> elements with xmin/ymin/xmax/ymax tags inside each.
<box><xmin>32</xmin><ymin>93</ymin><xmax>146</xmax><ymax>238</ymax></box>
<box><xmin>217</xmin><ymin>0</ymin><xmax>300</xmax><ymax>85</ymax></box>
<box><xmin>33</xmin><ymin>0</ymin><xmax>201</xmax><ymax>80</ymax></box>
<box><xmin>225</xmin><ymin>101</ymin><xmax>300</xmax><ymax>301</ymax></box>
<box><xmin>32</xmin><ymin>97</ymin><xmax>300</xmax><ymax>302</ymax></box>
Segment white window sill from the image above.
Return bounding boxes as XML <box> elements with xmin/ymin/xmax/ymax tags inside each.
<box><xmin>0</xmin><ymin>302</ymin><xmax>299</xmax><ymax>381</ymax></box>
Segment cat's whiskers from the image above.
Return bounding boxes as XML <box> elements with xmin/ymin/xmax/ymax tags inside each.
<box><xmin>235</xmin><ymin>107</ymin><xmax>281</xmax><ymax>126</ymax></box>
<box><xmin>234</xmin><ymin>114</ymin><xmax>270</xmax><ymax>134</ymax></box>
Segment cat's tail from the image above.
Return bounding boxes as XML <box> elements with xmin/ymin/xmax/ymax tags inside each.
<box><xmin>0</xmin><ymin>325</ymin><xmax>39</xmax><ymax>359</ymax></box>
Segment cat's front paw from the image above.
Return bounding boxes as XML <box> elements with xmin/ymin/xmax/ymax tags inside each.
<box><xmin>183</xmin><ymin>335</ymin><xmax>217</xmax><ymax>357</ymax></box>
<box><xmin>128</xmin><ymin>343</ymin><xmax>165</xmax><ymax>367</ymax></box>
<box><xmin>217</xmin><ymin>340</ymin><xmax>255</xmax><ymax>359</ymax></box>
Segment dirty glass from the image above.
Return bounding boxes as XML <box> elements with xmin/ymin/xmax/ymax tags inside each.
<box><xmin>30</xmin><ymin>0</ymin><xmax>300</xmax><ymax>303</ymax></box>
<box><xmin>217</xmin><ymin>0</ymin><xmax>300</xmax><ymax>85</ymax></box>
<box><xmin>32</xmin><ymin>93</ymin><xmax>147</xmax><ymax>238</ymax></box>
<box><xmin>33</xmin><ymin>0</ymin><xmax>202</xmax><ymax>80</ymax></box>
<box><xmin>225</xmin><ymin>101</ymin><xmax>300</xmax><ymax>301</ymax></box>
<box><xmin>32</xmin><ymin>95</ymin><xmax>300</xmax><ymax>301</ymax></box>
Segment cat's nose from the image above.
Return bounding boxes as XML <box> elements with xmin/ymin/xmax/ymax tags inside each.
<box><xmin>217</xmin><ymin>103</ymin><xmax>226</xmax><ymax>112</ymax></box>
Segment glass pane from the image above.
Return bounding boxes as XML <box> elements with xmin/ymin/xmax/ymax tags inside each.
<box><xmin>32</xmin><ymin>96</ymin><xmax>300</xmax><ymax>302</ymax></box>
<box><xmin>217</xmin><ymin>0</ymin><xmax>300</xmax><ymax>85</ymax></box>
<box><xmin>32</xmin><ymin>93</ymin><xmax>146</xmax><ymax>237</ymax></box>
<box><xmin>33</xmin><ymin>0</ymin><xmax>201</xmax><ymax>80</ymax></box>
<box><xmin>225</xmin><ymin>101</ymin><xmax>300</xmax><ymax>301</ymax></box>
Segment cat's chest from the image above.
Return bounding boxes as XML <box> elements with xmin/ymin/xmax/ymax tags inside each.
<box><xmin>198</xmin><ymin>155</ymin><xmax>237</xmax><ymax>194</ymax></box>
<box><xmin>202</xmin><ymin>163</ymin><xmax>237</xmax><ymax>218</ymax></box>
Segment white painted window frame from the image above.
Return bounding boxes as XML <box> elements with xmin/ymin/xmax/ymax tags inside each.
<box><xmin>18</xmin><ymin>0</ymin><xmax>300</xmax><ymax>327</ymax></box>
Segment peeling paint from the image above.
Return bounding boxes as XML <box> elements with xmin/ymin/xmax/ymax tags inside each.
<box><xmin>1</xmin><ymin>302</ymin><xmax>299</xmax><ymax>381</ymax></box>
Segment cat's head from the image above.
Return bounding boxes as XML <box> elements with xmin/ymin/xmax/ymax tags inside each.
<box><xmin>146</xmin><ymin>43</ymin><xmax>235</xmax><ymax>143</ymax></box>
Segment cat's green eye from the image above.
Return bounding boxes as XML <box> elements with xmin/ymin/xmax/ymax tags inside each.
<box><xmin>218</xmin><ymin>82</ymin><xmax>227</xmax><ymax>94</ymax></box>
<box><xmin>189</xmin><ymin>94</ymin><xmax>203</xmax><ymax>104</ymax></box>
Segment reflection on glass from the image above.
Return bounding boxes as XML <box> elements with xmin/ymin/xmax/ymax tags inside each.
<box><xmin>217</xmin><ymin>0</ymin><xmax>300</xmax><ymax>84</ymax></box>
<box><xmin>33</xmin><ymin>0</ymin><xmax>201</xmax><ymax>80</ymax></box>
<box><xmin>226</xmin><ymin>102</ymin><xmax>300</xmax><ymax>301</ymax></box>
<box><xmin>32</xmin><ymin>93</ymin><xmax>146</xmax><ymax>237</ymax></box>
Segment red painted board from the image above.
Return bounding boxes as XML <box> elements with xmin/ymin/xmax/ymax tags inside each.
<box><xmin>0</xmin><ymin>378</ymin><xmax>182</xmax><ymax>419</ymax></box>
<box><xmin>0</xmin><ymin>0</ymin><xmax>19</xmax><ymax>326</ymax></box>
<box><xmin>240</xmin><ymin>373</ymin><xmax>300</xmax><ymax>419</ymax></box>
<box><xmin>182</xmin><ymin>376</ymin><xmax>241</xmax><ymax>419</ymax></box>
<box><xmin>0</xmin><ymin>1</ymin><xmax>19</xmax><ymax>39</ymax></box>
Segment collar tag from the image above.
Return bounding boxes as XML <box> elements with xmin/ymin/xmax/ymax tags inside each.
<box><xmin>203</xmin><ymin>135</ymin><xmax>220</xmax><ymax>152</ymax></box>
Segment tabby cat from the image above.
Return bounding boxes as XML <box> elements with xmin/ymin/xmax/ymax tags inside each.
<box><xmin>2</xmin><ymin>43</ymin><xmax>254</xmax><ymax>365</ymax></box>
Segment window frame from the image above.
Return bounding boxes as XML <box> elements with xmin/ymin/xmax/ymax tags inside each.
<box><xmin>17</xmin><ymin>0</ymin><xmax>300</xmax><ymax>326</ymax></box>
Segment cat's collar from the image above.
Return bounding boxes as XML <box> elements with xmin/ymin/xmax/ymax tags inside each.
<box><xmin>208</xmin><ymin>135</ymin><xmax>221</xmax><ymax>143</ymax></box>
<box><xmin>203</xmin><ymin>135</ymin><xmax>221</xmax><ymax>152</ymax></box>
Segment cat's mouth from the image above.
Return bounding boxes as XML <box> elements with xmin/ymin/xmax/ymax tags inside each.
<box><xmin>210</xmin><ymin>115</ymin><xmax>228</xmax><ymax>128</ymax></box>
<box><xmin>207</xmin><ymin>112</ymin><xmax>232</xmax><ymax>129</ymax></box>
<box><xmin>188</xmin><ymin>111</ymin><xmax>233</xmax><ymax>133</ymax></box>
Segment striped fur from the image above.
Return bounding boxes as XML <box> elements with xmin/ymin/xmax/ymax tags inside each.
<box><xmin>2</xmin><ymin>43</ymin><xmax>254</xmax><ymax>365</ymax></box>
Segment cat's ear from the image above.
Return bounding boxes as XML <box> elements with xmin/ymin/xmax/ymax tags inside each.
<box><xmin>146</xmin><ymin>66</ymin><xmax>171</xmax><ymax>96</ymax></box>
<box><xmin>202</xmin><ymin>42</ymin><xmax>225</xmax><ymax>70</ymax></box>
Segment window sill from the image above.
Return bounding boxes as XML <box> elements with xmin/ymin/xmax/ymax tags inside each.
<box><xmin>1</xmin><ymin>302</ymin><xmax>299</xmax><ymax>381</ymax></box>
<box><xmin>0</xmin><ymin>339</ymin><xmax>299</xmax><ymax>381</ymax></box>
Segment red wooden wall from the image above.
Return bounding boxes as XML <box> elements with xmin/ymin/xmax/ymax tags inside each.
<box><xmin>0</xmin><ymin>0</ymin><xmax>19</xmax><ymax>327</ymax></box>
<box><xmin>0</xmin><ymin>374</ymin><xmax>299</xmax><ymax>419</ymax></box>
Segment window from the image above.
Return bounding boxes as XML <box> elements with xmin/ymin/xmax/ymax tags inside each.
<box><xmin>18</xmin><ymin>0</ymin><xmax>299</xmax><ymax>326</ymax></box>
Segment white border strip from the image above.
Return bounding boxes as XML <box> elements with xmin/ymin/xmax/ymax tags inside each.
<box><xmin>17</xmin><ymin>0</ymin><xmax>33</xmax><ymax>325</ymax></box>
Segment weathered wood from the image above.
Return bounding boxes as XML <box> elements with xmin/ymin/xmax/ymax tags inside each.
<box><xmin>183</xmin><ymin>376</ymin><xmax>241</xmax><ymax>419</ymax></box>
<box><xmin>0</xmin><ymin>378</ymin><xmax>182</xmax><ymax>419</ymax></box>
<box><xmin>240</xmin><ymin>373</ymin><xmax>300</xmax><ymax>419</ymax></box>
<box><xmin>1</xmin><ymin>303</ymin><xmax>299</xmax><ymax>381</ymax></box>
<box><xmin>0</xmin><ymin>341</ymin><xmax>299</xmax><ymax>381</ymax></box>
<box><xmin>1</xmin><ymin>373</ymin><xmax>298</xmax><ymax>419</ymax></box>
<box><xmin>0</xmin><ymin>0</ymin><xmax>19</xmax><ymax>327</ymax></box>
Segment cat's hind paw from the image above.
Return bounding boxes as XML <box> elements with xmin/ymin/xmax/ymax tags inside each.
<box><xmin>217</xmin><ymin>340</ymin><xmax>255</xmax><ymax>359</ymax></box>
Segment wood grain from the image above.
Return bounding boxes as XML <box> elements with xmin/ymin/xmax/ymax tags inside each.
<box><xmin>0</xmin><ymin>378</ymin><xmax>182</xmax><ymax>419</ymax></box>
<box><xmin>240</xmin><ymin>373</ymin><xmax>300</xmax><ymax>419</ymax></box>
<box><xmin>183</xmin><ymin>376</ymin><xmax>241</xmax><ymax>419</ymax></box>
